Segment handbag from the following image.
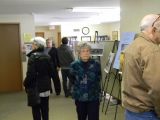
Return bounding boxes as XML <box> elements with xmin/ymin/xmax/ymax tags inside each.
<box><xmin>27</xmin><ymin>86</ymin><xmax>40</xmax><ymax>106</ymax></box>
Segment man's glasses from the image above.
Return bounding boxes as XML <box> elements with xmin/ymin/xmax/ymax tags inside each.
<box><xmin>152</xmin><ymin>15</ymin><xmax>160</xmax><ymax>27</ymax></box>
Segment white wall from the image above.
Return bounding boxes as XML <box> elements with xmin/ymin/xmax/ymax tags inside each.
<box><xmin>61</xmin><ymin>22</ymin><xmax>120</xmax><ymax>41</ymax></box>
<box><xmin>107</xmin><ymin>22</ymin><xmax>120</xmax><ymax>40</ymax></box>
<box><xmin>35</xmin><ymin>26</ymin><xmax>53</xmax><ymax>39</ymax></box>
<box><xmin>120</xmin><ymin>0</ymin><xmax>160</xmax><ymax>33</ymax></box>
<box><xmin>35</xmin><ymin>26</ymin><xmax>60</xmax><ymax>47</ymax></box>
<box><xmin>0</xmin><ymin>14</ymin><xmax>35</xmax><ymax>40</ymax></box>
<box><xmin>0</xmin><ymin>14</ymin><xmax>35</xmax><ymax>80</ymax></box>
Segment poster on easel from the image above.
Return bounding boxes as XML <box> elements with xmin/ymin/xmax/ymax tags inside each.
<box><xmin>113</xmin><ymin>32</ymin><xmax>136</xmax><ymax>70</ymax></box>
<box><xmin>104</xmin><ymin>52</ymin><xmax>115</xmax><ymax>73</ymax></box>
<box><xmin>88</xmin><ymin>42</ymin><xmax>104</xmax><ymax>56</ymax></box>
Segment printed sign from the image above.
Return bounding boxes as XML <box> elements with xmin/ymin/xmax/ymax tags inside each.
<box><xmin>113</xmin><ymin>32</ymin><xmax>136</xmax><ymax>69</ymax></box>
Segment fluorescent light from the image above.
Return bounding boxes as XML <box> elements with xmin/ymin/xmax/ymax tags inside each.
<box><xmin>72</xmin><ymin>7</ymin><xmax>120</xmax><ymax>13</ymax></box>
<box><xmin>88</xmin><ymin>13</ymin><xmax>120</xmax><ymax>23</ymax></box>
<box><xmin>49</xmin><ymin>21</ymin><xmax>100</xmax><ymax>26</ymax></box>
<box><xmin>49</xmin><ymin>7</ymin><xmax>120</xmax><ymax>25</ymax></box>
<box><xmin>72</xmin><ymin>7</ymin><xmax>120</xmax><ymax>22</ymax></box>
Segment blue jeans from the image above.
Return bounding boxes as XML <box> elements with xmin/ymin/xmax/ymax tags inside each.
<box><xmin>125</xmin><ymin>109</ymin><xmax>160</xmax><ymax>120</ymax></box>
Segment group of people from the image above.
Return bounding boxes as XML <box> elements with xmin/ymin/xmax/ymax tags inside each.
<box><xmin>23</xmin><ymin>37</ymin><xmax>101</xmax><ymax>120</ymax></box>
<box><xmin>23</xmin><ymin>13</ymin><xmax>160</xmax><ymax>120</ymax></box>
<box><xmin>45</xmin><ymin>37</ymin><xmax>74</xmax><ymax>97</ymax></box>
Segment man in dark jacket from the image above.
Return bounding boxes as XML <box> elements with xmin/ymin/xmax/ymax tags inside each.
<box><xmin>57</xmin><ymin>37</ymin><xmax>75</xmax><ymax>97</ymax></box>
<box><xmin>45</xmin><ymin>39</ymin><xmax>61</xmax><ymax>95</ymax></box>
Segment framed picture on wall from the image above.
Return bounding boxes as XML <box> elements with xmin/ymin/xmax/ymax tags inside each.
<box><xmin>112</xmin><ymin>31</ymin><xmax>118</xmax><ymax>40</ymax></box>
<box><xmin>23</xmin><ymin>33</ymin><xmax>32</xmax><ymax>42</ymax></box>
<box><xmin>97</xmin><ymin>35</ymin><xmax>110</xmax><ymax>41</ymax></box>
<box><xmin>67</xmin><ymin>36</ymin><xmax>77</xmax><ymax>50</ymax></box>
<box><xmin>81</xmin><ymin>36</ymin><xmax>91</xmax><ymax>41</ymax></box>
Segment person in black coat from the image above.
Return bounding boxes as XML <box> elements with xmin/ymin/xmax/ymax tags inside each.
<box><xmin>24</xmin><ymin>37</ymin><xmax>54</xmax><ymax>120</ymax></box>
<box><xmin>45</xmin><ymin>39</ymin><xmax>61</xmax><ymax>95</ymax></box>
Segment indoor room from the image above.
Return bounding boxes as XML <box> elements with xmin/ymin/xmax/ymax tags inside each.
<box><xmin>0</xmin><ymin>0</ymin><xmax>160</xmax><ymax>120</ymax></box>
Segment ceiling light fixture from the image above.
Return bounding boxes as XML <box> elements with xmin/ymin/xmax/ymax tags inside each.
<box><xmin>72</xmin><ymin>7</ymin><xmax>120</xmax><ymax>23</ymax></box>
<box><xmin>72</xmin><ymin>7</ymin><xmax>120</xmax><ymax>13</ymax></box>
<box><xmin>49</xmin><ymin>21</ymin><xmax>100</xmax><ymax>26</ymax></box>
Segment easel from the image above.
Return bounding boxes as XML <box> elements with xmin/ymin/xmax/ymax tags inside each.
<box><xmin>101</xmin><ymin>40</ymin><xmax>122</xmax><ymax>120</ymax></box>
<box><xmin>101</xmin><ymin>40</ymin><xmax>118</xmax><ymax>92</ymax></box>
<box><xmin>101</xmin><ymin>32</ymin><xmax>136</xmax><ymax>119</ymax></box>
<box><xmin>106</xmin><ymin>70</ymin><xmax>122</xmax><ymax>115</ymax></box>
<box><xmin>114</xmin><ymin>71</ymin><xmax>122</xmax><ymax>120</ymax></box>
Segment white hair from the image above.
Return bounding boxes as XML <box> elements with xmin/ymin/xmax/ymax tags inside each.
<box><xmin>31</xmin><ymin>37</ymin><xmax>46</xmax><ymax>48</ymax></box>
<box><xmin>77</xmin><ymin>42</ymin><xmax>91</xmax><ymax>53</ymax></box>
<box><xmin>154</xmin><ymin>21</ymin><xmax>160</xmax><ymax>31</ymax></box>
<box><xmin>140</xmin><ymin>14</ymin><xmax>159</xmax><ymax>31</ymax></box>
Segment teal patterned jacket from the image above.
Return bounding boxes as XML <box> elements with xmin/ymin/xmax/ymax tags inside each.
<box><xmin>70</xmin><ymin>59</ymin><xmax>101</xmax><ymax>101</ymax></box>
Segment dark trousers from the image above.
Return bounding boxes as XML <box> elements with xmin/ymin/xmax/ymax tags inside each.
<box><xmin>32</xmin><ymin>97</ymin><xmax>49</xmax><ymax>120</ymax></box>
<box><xmin>61</xmin><ymin>69</ymin><xmax>72</xmax><ymax>96</ymax></box>
<box><xmin>75</xmin><ymin>100</ymin><xmax>100</xmax><ymax>120</ymax></box>
<box><xmin>52</xmin><ymin>69</ymin><xmax>61</xmax><ymax>94</ymax></box>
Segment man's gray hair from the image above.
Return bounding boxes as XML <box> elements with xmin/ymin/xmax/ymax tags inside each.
<box><xmin>31</xmin><ymin>37</ymin><xmax>46</xmax><ymax>48</ymax></box>
<box><xmin>140</xmin><ymin>14</ymin><xmax>159</xmax><ymax>31</ymax></box>
<box><xmin>77</xmin><ymin>42</ymin><xmax>91</xmax><ymax>53</ymax></box>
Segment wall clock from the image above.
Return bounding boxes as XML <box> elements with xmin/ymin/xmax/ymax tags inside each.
<box><xmin>82</xmin><ymin>27</ymin><xmax>90</xmax><ymax>35</ymax></box>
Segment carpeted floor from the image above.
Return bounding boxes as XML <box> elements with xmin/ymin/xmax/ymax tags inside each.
<box><xmin>0</xmin><ymin>91</ymin><xmax>124</xmax><ymax>120</ymax></box>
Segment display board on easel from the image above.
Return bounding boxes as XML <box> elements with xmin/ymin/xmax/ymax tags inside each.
<box><xmin>113</xmin><ymin>32</ymin><xmax>136</xmax><ymax>70</ymax></box>
<box><xmin>104</xmin><ymin>52</ymin><xmax>115</xmax><ymax>73</ymax></box>
<box><xmin>88</xmin><ymin>42</ymin><xmax>104</xmax><ymax>56</ymax></box>
<box><xmin>104</xmin><ymin>32</ymin><xmax>136</xmax><ymax>99</ymax></box>
<box><xmin>101</xmin><ymin>40</ymin><xmax>118</xmax><ymax>93</ymax></box>
<box><xmin>101</xmin><ymin>33</ymin><xmax>136</xmax><ymax>119</ymax></box>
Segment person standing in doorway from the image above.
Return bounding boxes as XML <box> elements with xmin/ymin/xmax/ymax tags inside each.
<box><xmin>57</xmin><ymin>37</ymin><xmax>75</xmax><ymax>97</ymax></box>
<box><xmin>45</xmin><ymin>38</ymin><xmax>61</xmax><ymax>95</ymax></box>
<box><xmin>70</xmin><ymin>42</ymin><xmax>101</xmax><ymax>120</ymax></box>
<box><xmin>122</xmin><ymin>14</ymin><xmax>160</xmax><ymax>120</ymax></box>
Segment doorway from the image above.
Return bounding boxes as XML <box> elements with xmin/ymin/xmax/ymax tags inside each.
<box><xmin>0</xmin><ymin>23</ymin><xmax>22</xmax><ymax>92</ymax></box>
<box><xmin>35</xmin><ymin>32</ymin><xmax>44</xmax><ymax>38</ymax></box>
<box><xmin>57</xmin><ymin>32</ymin><xmax>61</xmax><ymax>47</ymax></box>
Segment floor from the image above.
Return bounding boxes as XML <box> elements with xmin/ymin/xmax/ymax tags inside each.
<box><xmin>0</xmin><ymin>91</ymin><xmax>124</xmax><ymax>120</ymax></box>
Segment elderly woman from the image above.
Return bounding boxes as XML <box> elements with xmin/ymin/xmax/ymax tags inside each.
<box><xmin>70</xmin><ymin>42</ymin><xmax>101</xmax><ymax>120</ymax></box>
<box><xmin>24</xmin><ymin>37</ymin><xmax>54</xmax><ymax>120</ymax></box>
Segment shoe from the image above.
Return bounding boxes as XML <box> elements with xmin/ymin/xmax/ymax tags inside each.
<box><xmin>56</xmin><ymin>93</ymin><xmax>60</xmax><ymax>96</ymax></box>
<box><xmin>65</xmin><ymin>94</ymin><xmax>69</xmax><ymax>97</ymax></box>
